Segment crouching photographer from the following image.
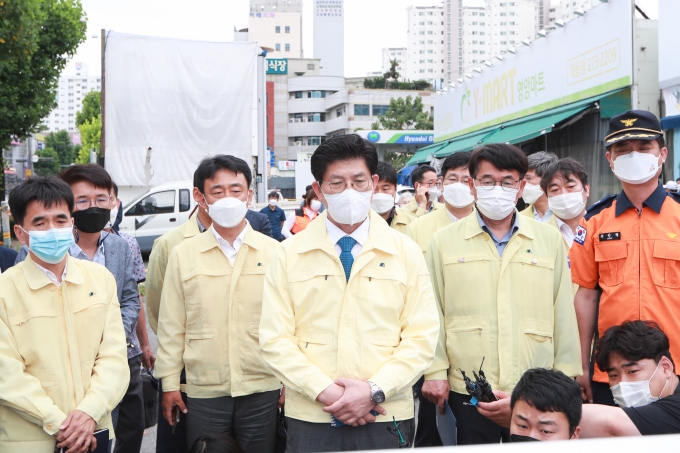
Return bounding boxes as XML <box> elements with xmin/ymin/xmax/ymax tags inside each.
<box><xmin>478</xmin><ymin>320</ymin><xmax>680</xmax><ymax>438</ymax></box>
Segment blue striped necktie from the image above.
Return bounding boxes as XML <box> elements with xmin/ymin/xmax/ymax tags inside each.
<box><xmin>337</xmin><ymin>236</ymin><xmax>357</xmax><ymax>281</ymax></box>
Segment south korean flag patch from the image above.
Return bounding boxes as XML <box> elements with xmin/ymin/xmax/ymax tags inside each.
<box><xmin>574</xmin><ymin>225</ymin><xmax>587</xmax><ymax>245</ymax></box>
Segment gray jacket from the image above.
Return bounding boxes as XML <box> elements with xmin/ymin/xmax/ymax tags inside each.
<box><xmin>15</xmin><ymin>233</ymin><xmax>140</xmax><ymax>341</ymax></box>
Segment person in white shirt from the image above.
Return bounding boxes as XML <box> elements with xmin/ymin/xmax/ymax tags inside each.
<box><xmin>539</xmin><ymin>158</ymin><xmax>590</xmax><ymax>249</ymax></box>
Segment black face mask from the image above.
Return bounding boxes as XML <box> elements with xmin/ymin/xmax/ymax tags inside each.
<box><xmin>510</xmin><ymin>434</ymin><xmax>540</xmax><ymax>442</ymax></box>
<box><xmin>73</xmin><ymin>207</ymin><xmax>112</xmax><ymax>233</ymax></box>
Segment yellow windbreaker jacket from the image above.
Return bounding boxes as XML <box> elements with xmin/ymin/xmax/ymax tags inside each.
<box><xmin>406</xmin><ymin>205</ymin><xmax>456</xmax><ymax>256</ymax></box>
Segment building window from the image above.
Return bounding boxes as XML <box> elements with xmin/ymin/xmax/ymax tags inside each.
<box><xmin>308</xmin><ymin>91</ymin><xmax>326</xmax><ymax>98</ymax></box>
<box><xmin>419</xmin><ymin>31</ymin><xmax>425</xmax><ymax>35</ymax></box>
<box><xmin>307</xmin><ymin>63</ymin><xmax>315</xmax><ymax>70</ymax></box>
<box><xmin>285</xmin><ymin>43</ymin><xmax>290</xmax><ymax>51</ymax></box>
<box><xmin>275</xmin><ymin>43</ymin><xmax>281</xmax><ymax>51</ymax></box>
<box><xmin>285</xmin><ymin>26</ymin><xmax>290</xmax><ymax>33</ymax></box>
<box><xmin>427</xmin><ymin>49</ymin><xmax>433</xmax><ymax>53</ymax></box>
<box><xmin>509</xmin><ymin>21</ymin><xmax>516</xmax><ymax>25</ymax></box>
<box><xmin>427</xmin><ymin>40</ymin><xmax>433</xmax><ymax>44</ymax></box>
<box><xmin>428</xmin><ymin>69</ymin><xmax>433</xmax><ymax>73</ymax></box>
<box><xmin>419</xmin><ymin>40</ymin><xmax>425</xmax><ymax>44</ymax></box>
<box><xmin>419</xmin><ymin>12</ymin><xmax>425</xmax><ymax>16</ymax></box>
<box><xmin>419</xmin><ymin>50</ymin><xmax>425</xmax><ymax>54</ymax></box>
<box><xmin>372</xmin><ymin>105</ymin><xmax>390</xmax><ymax>116</ymax></box>
<box><xmin>427</xmin><ymin>30</ymin><xmax>433</xmax><ymax>34</ymax></box>
<box><xmin>354</xmin><ymin>104</ymin><xmax>370</xmax><ymax>116</ymax></box>
<box><xmin>427</xmin><ymin>21</ymin><xmax>433</xmax><ymax>25</ymax></box>
<box><xmin>294</xmin><ymin>91</ymin><xmax>303</xmax><ymax>99</ymax></box>
<box><xmin>472</xmin><ymin>21</ymin><xmax>478</xmax><ymax>25</ymax></box>
<box><xmin>419</xmin><ymin>59</ymin><xmax>425</xmax><ymax>63</ymax></box>
<box><xmin>472</xmin><ymin>12</ymin><xmax>478</xmax><ymax>16</ymax></box>
<box><xmin>308</xmin><ymin>113</ymin><xmax>325</xmax><ymax>122</ymax></box>
<box><xmin>309</xmin><ymin>136</ymin><xmax>323</xmax><ymax>146</ymax></box>
<box><xmin>419</xmin><ymin>21</ymin><xmax>424</xmax><ymax>25</ymax></box>
<box><xmin>336</xmin><ymin>108</ymin><xmax>344</xmax><ymax>117</ymax></box>
<box><xmin>276</xmin><ymin>26</ymin><xmax>281</xmax><ymax>33</ymax></box>
<box><xmin>427</xmin><ymin>11</ymin><xmax>433</xmax><ymax>15</ymax></box>
<box><xmin>500</xmin><ymin>31</ymin><xmax>507</xmax><ymax>35</ymax></box>
<box><xmin>427</xmin><ymin>59</ymin><xmax>433</xmax><ymax>63</ymax></box>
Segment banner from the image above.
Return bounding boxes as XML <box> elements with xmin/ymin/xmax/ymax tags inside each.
<box><xmin>104</xmin><ymin>32</ymin><xmax>260</xmax><ymax>186</ymax></box>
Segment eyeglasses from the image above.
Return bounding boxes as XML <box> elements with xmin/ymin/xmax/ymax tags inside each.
<box><xmin>420</xmin><ymin>179</ymin><xmax>442</xmax><ymax>189</ymax></box>
<box><xmin>474</xmin><ymin>177</ymin><xmax>520</xmax><ymax>191</ymax></box>
<box><xmin>75</xmin><ymin>196</ymin><xmax>114</xmax><ymax>211</ymax></box>
<box><xmin>320</xmin><ymin>178</ymin><xmax>372</xmax><ymax>194</ymax></box>
<box><xmin>443</xmin><ymin>177</ymin><xmax>469</xmax><ymax>185</ymax></box>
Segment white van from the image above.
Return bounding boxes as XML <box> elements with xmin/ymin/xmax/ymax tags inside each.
<box><xmin>118</xmin><ymin>180</ymin><xmax>196</xmax><ymax>253</ymax></box>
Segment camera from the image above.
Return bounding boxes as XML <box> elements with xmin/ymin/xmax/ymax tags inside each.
<box><xmin>458</xmin><ymin>357</ymin><xmax>497</xmax><ymax>406</ymax></box>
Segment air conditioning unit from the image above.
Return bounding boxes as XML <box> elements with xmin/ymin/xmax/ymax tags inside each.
<box><xmin>295</xmin><ymin>118</ymin><xmax>302</xmax><ymax>122</ymax></box>
<box><xmin>289</xmin><ymin>118</ymin><xmax>295</xmax><ymax>123</ymax></box>
<box><xmin>302</xmin><ymin>117</ymin><xmax>308</xmax><ymax>122</ymax></box>
<box><xmin>294</xmin><ymin>141</ymin><xmax>303</xmax><ymax>146</ymax></box>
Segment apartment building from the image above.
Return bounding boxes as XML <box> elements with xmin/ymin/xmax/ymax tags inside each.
<box><xmin>547</xmin><ymin>0</ymin><xmax>601</xmax><ymax>30</ymax></box>
<box><xmin>406</xmin><ymin>5</ymin><xmax>446</xmax><ymax>89</ymax></box>
<box><xmin>41</xmin><ymin>63</ymin><xmax>101</xmax><ymax>133</ymax></box>
<box><xmin>382</xmin><ymin>47</ymin><xmax>408</xmax><ymax>75</ymax></box>
<box><xmin>248</xmin><ymin>0</ymin><xmax>303</xmax><ymax>57</ymax></box>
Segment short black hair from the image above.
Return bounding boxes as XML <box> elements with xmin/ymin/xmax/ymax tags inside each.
<box><xmin>194</xmin><ymin>155</ymin><xmax>252</xmax><ymax>194</ymax></box>
<box><xmin>411</xmin><ymin>164</ymin><xmax>437</xmax><ymax>185</ymax></box>
<box><xmin>511</xmin><ymin>368</ymin><xmax>582</xmax><ymax>434</ymax></box>
<box><xmin>268</xmin><ymin>191</ymin><xmax>279</xmax><ymax>199</ymax></box>
<box><xmin>305</xmin><ymin>185</ymin><xmax>313</xmax><ymax>192</ymax></box>
<box><xmin>376</xmin><ymin>161</ymin><xmax>398</xmax><ymax>186</ymax></box>
<box><xmin>112</xmin><ymin>182</ymin><xmax>119</xmax><ymax>197</ymax></box>
<box><xmin>189</xmin><ymin>433</ymin><xmax>244</xmax><ymax>453</ymax></box>
<box><xmin>468</xmin><ymin>143</ymin><xmax>529</xmax><ymax>179</ymax></box>
<box><xmin>539</xmin><ymin>158</ymin><xmax>589</xmax><ymax>194</ymax></box>
<box><xmin>595</xmin><ymin>320</ymin><xmax>675</xmax><ymax>372</ymax></box>
<box><xmin>527</xmin><ymin>151</ymin><xmax>558</xmax><ymax>177</ymax></box>
<box><xmin>310</xmin><ymin>134</ymin><xmax>378</xmax><ymax>182</ymax></box>
<box><xmin>304</xmin><ymin>187</ymin><xmax>318</xmax><ymax>207</ymax></box>
<box><xmin>9</xmin><ymin>176</ymin><xmax>75</xmax><ymax>226</ymax></box>
<box><xmin>59</xmin><ymin>164</ymin><xmax>113</xmax><ymax>191</ymax></box>
<box><xmin>441</xmin><ymin>151</ymin><xmax>471</xmax><ymax>178</ymax></box>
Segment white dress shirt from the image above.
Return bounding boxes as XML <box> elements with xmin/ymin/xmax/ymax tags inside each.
<box><xmin>34</xmin><ymin>261</ymin><xmax>68</xmax><ymax>286</ymax></box>
<box><xmin>554</xmin><ymin>217</ymin><xmax>575</xmax><ymax>249</ymax></box>
<box><xmin>326</xmin><ymin>216</ymin><xmax>370</xmax><ymax>259</ymax></box>
<box><xmin>533</xmin><ymin>206</ymin><xmax>554</xmax><ymax>223</ymax></box>
<box><xmin>446</xmin><ymin>210</ymin><xmax>459</xmax><ymax>223</ymax></box>
<box><xmin>70</xmin><ymin>232</ymin><xmax>106</xmax><ymax>266</ymax></box>
<box><xmin>212</xmin><ymin>222</ymin><xmax>249</xmax><ymax>265</ymax></box>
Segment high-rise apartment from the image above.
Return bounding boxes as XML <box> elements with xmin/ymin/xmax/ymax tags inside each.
<box><xmin>547</xmin><ymin>0</ymin><xmax>600</xmax><ymax>31</ymax></box>
<box><xmin>41</xmin><ymin>63</ymin><xmax>101</xmax><ymax>133</ymax></box>
<box><xmin>406</xmin><ymin>6</ymin><xmax>446</xmax><ymax>89</ymax></box>
<box><xmin>382</xmin><ymin>47</ymin><xmax>408</xmax><ymax>75</ymax></box>
<box><xmin>248</xmin><ymin>0</ymin><xmax>303</xmax><ymax>57</ymax></box>
<box><xmin>313</xmin><ymin>0</ymin><xmax>345</xmax><ymax>76</ymax></box>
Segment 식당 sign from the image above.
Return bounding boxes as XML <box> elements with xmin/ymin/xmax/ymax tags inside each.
<box><xmin>267</xmin><ymin>59</ymin><xmax>288</xmax><ymax>75</ymax></box>
<box><xmin>434</xmin><ymin>0</ymin><xmax>633</xmax><ymax>142</ymax></box>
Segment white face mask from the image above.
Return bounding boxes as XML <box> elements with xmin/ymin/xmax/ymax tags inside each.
<box><xmin>310</xmin><ymin>199</ymin><xmax>322</xmax><ymax>212</ymax></box>
<box><xmin>612</xmin><ymin>151</ymin><xmax>661</xmax><ymax>185</ymax></box>
<box><xmin>109</xmin><ymin>206</ymin><xmax>119</xmax><ymax>224</ymax></box>
<box><xmin>371</xmin><ymin>192</ymin><xmax>395</xmax><ymax>214</ymax></box>
<box><xmin>323</xmin><ymin>189</ymin><xmax>372</xmax><ymax>226</ymax></box>
<box><xmin>522</xmin><ymin>182</ymin><xmax>544</xmax><ymax>205</ymax></box>
<box><xmin>204</xmin><ymin>196</ymin><xmax>248</xmax><ymax>228</ymax></box>
<box><xmin>610</xmin><ymin>362</ymin><xmax>668</xmax><ymax>408</ymax></box>
<box><xmin>475</xmin><ymin>186</ymin><xmax>518</xmax><ymax>220</ymax></box>
<box><xmin>268</xmin><ymin>199</ymin><xmax>278</xmax><ymax>207</ymax></box>
<box><xmin>428</xmin><ymin>187</ymin><xmax>443</xmax><ymax>203</ymax></box>
<box><xmin>548</xmin><ymin>190</ymin><xmax>586</xmax><ymax>220</ymax></box>
<box><xmin>443</xmin><ymin>183</ymin><xmax>474</xmax><ymax>208</ymax></box>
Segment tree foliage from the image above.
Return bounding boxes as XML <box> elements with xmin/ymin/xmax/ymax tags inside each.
<box><xmin>76</xmin><ymin>115</ymin><xmax>101</xmax><ymax>163</ymax></box>
<box><xmin>383</xmin><ymin>59</ymin><xmax>400</xmax><ymax>81</ymax></box>
<box><xmin>371</xmin><ymin>95</ymin><xmax>433</xmax><ymax>130</ymax></box>
<box><xmin>363</xmin><ymin>77</ymin><xmax>432</xmax><ymax>91</ymax></box>
<box><xmin>34</xmin><ymin>147</ymin><xmax>61</xmax><ymax>175</ymax></box>
<box><xmin>45</xmin><ymin>130</ymin><xmax>75</xmax><ymax>166</ymax></box>
<box><xmin>384</xmin><ymin>151</ymin><xmax>414</xmax><ymax>172</ymax></box>
<box><xmin>75</xmin><ymin>90</ymin><xmax>101</xmax><ymax>127</ymax></box>
<box><xmin>0</xmin><ymin>0</ymin><xmax>87</xmax><ymax>149</ymax></box>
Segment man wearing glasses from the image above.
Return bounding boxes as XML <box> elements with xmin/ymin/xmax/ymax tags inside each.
<box><xmin>14</xmin><ymin>164</ymin><xmax>144</xmax><ymax>452</ymax></box>
<box><xmin>422</xmin><ymin>144</ymin><xmax>581</xmax><ymax>445</ymax></box>
<box><xmin>259</xmin><ymin>135</ymin><xmax>439</xmax><ymax>452</ymax></box>
<box><xmin>403</xmin><ymin>165</ymin><xmax>443</xmax><ymax>218</ymax></box>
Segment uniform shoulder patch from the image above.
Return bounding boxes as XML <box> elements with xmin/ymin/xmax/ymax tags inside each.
<box><xmin>574</xmin><ymin>225</ymin><xmax>587</xmax><ymax>245</ymax></box>
<box><xmin>585</xmin><ymin>194</ymin><xmax>617</xmax><ymax>220</ymax></box>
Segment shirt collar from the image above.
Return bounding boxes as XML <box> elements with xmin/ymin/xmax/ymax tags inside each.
<box><xmin>554</xmin><ymin>217</ymin><xmax>575</xmax><ymax>248</ymax></box>
<box><xmin>23</xmin><ymin>255</ymin><xmax>84</xmax><ymax>290</ymax></box>
<box><xmin>70</xmin><ymin>232</ymin><xmax>106</xmax><ymax>263</ymax></box>
<box><xmin>386</xmin><ymin>207</ymin><xmax>396</xmax><ymax>226</ymax></box>
<box><xmin>325</xmin><ymin>215</ymin><xmax>370</xmax><ymax>248</ymax></box>
<box><xmin>476</xmin><ymin>210</ymin><xmax>520</xmax><ymax>243</ymax></box>
<box><xmin>615</xmin><ymin>181</ymin><xmax>667</xmax><ymax>216</ymax></box>
<box><xmin>446</xmin><ymin>209</ymin><xmax>459</xmax><ymax>223</ymax></box>
<box><xmin>210</xmin><ymin>221</ymin><xmax>249</xmax><ymax>250</ymax></box>
<box><xmin>533</xmin><ymin>206</ymin><xmax>553</xmax><ymax>222</ymax></box>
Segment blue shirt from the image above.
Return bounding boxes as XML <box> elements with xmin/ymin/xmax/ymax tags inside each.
<box><xmin>260</xmin><ymin>205</ymin><xmax>287</xmax><ymax>240</ymax></box>
<box><xmin>477</xmin><ymin>210</ymin><xmax>520</xmax><ymax>257</ymax></box>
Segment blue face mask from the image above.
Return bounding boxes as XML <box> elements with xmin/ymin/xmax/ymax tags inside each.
<box><xmin>21</xmin><ymin>226</ymin><xmax>74</xmax><ymax>264</ymax></box>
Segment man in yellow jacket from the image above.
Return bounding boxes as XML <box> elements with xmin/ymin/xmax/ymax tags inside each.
<box><xmin>370</xmin><ymin>161</ymin><xmax>416</xmax><ymax>234</ymax></box>
<box><xmin>422</xmin><ymin>144</ymin><xmax>581</xmax><ymax>445</ymax></box>
<box><xmin>155</xmin><ymin>155</ymin><xmax>281</xmax><ymax>453</ymax></box>
<box><xmin>407</xmin><ymin>151</ymin><xmax>475</xmax><ymax>257</ymax></box>
<box><xmin>0</xmin><ymin>176</ymin><xmax>128</xmax><ymax>453</ymax></box>
<box><xmin>403</xmin><ymin>164</ymin><xmax>444</xmax><ymax>217</ymax></box>
<box><xmin>259</xmin><ymin>135</ymin><xmax>440</xmax><ymax>452</ymax></box>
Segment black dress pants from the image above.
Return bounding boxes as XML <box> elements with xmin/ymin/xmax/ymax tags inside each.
<box><xmin>155</xmin><ymin>378</ymin><xmax>189</xmax><ymax>453</ymax></box>
<box><xmin>448</xmin><ymin>391</ymin><xmax>510</xmax><ymax>445</ymax></box>
<box><xmin>113</xmin><ymin>355</ymin><xmax>145</xmax><ymax>453</ymax></box>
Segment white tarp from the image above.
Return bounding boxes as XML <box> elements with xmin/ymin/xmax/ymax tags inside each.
<box><xmin>104</xmin><ymin>32</ymin><xmax>260</xmax><ymax>186</ymax></box>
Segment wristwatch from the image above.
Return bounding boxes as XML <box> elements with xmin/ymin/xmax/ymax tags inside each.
<box><xmin>368</xmin><ymin>381</ymin><xmax>385</xmax><ymax>404</ymax></box>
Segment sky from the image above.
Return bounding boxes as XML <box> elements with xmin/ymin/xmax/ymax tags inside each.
<box><xmin>70</xmin><ymin>0</ymin><xmax>659</xmax><ymax>78</ymax></box>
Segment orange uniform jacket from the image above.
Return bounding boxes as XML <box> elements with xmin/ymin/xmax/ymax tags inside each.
<box><xmin>570</xmin><ymin>183</ymin><xmax>680</xmax><ymax>383</ymax></box>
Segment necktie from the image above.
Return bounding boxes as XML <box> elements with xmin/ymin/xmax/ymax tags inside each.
<box><xmin>337</xmin><ymin>236</ymin><xmax>357</xmax><ymax>281</ymax></box>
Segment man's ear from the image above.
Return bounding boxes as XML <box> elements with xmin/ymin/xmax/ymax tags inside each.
<box><xmin>14</xmin><ymin>224</ymin><xmax>29</xmax><ymax>247</ymax></box>
<box><xmin>247</xmin><ymin>188</ymin><xmax>253</xmax><ymax>206</ymax></box>
<box><xmin>661</xmin><ymin>356</ymin><xmax>674</xmax><ymax>378</ymax></box>
<box><xmin>605</xmin><ymin>150</ymin><xmax>614</xmax><ymax>169</ymax></box>
<box><xmin>312</xmin><ymin>181</ymin><xmax>325</xmax><ymax>206</ymax></box>
<box><xmin>584</xmin><ymin>184</ymin><xmax>591</xmax><ymax>199</ymax></box>
<box><xmin>571</xmin><ymin>426</ymin><xmax>581</xmax><ymax>440</ymax></box>
<box><xmin>193</xmin><ymin>187</ymin><xmax>207</xmax><ymax>209</ymax></box>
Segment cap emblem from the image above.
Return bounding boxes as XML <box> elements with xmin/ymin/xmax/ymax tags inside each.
<box><xmin>621</xmin><ymin>118</ymin><xmax>638</xmax><ymax>127</ymax></box>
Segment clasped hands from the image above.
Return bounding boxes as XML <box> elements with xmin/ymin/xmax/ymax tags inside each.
<box><xmin>317</xmin><ymin>377</ymin><xmax>386</xmax><ymax>427</ymax></box>
<box><xmin>55</xmin><ymin>410</ymin><xmax>98</xmax><ymax>453</ymax></box>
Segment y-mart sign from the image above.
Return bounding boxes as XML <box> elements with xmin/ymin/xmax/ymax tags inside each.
<box><xmin>435</xmin><ymin>0</ymin><xmax>633</xmax><ymax>142</ymax></box>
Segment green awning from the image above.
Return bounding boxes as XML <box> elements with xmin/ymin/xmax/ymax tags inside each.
<box><xmin>433</xmin><ymin>129</ymin><xmax>499</xmax><ymax>158</ymax></box>
<box><xmin>406</xmin><ymin>141</ymin><xmax>449</xmax><ymax>166</ymax></box>
<box><xmin>482</xmin><ymin>104</ymin><xmax>590</xmax><ymax>145</ymax></box>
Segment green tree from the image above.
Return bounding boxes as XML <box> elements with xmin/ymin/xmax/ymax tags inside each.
<box><xmin>0</xmin><ymin>0</ymin><xmax>86</xmax><ymax>150</ymax></box>
<box><xmin>45</xmin><ymin>130</ymin><xmax>75</xmax><ymax>166</ymax></box>
<box><xmin>384</xmin><ymin>151</ymin><xmax>414</xmax><ymax>172</ymax></box>
<box><xmin>383</xmin><ymin>59</ymin><xmax>400</xmax><ymax>81</ymax></box>
<box><xmin>75</xmin><ymin>90</ymin><xmax>101</xmax><ymax>127</ymax></box>
<box><xmin>34</xmin><ymin>147</ymin><xmax>61</xmax><ymax>175</ymax></box>
<box><xmin>371</xmin><ymin>95</ymin><xmax>433</xmax><ymax>130</ymax></box>
<box><xmin>77</xmin><ymin>115</ymin><xmax>101</xmax><ymax>163</ymax></box>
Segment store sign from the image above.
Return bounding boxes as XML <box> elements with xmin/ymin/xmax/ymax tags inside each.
<box><xmin>434</xmin><ymin>0</ymin><xmax>633</xmax><ymax>142</ymax></box>
<box><xmin>278</xmin><ymin>161</ymin><xmax>296</xmax><ymax>171</ymax></box>
<box><xmin>357</xmin><ymin>130</ymin><xmax>434</xmax><ymax>145</ymax></box>
<box><xmin>267</xmin><ymin>59</ymin><xmax>288</xmax><ymax>75</ymax></box>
